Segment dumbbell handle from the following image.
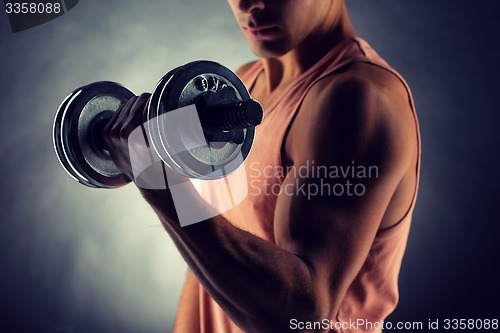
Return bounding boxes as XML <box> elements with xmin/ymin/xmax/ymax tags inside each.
<box><xmin>200</xmin><ymin>99</ymin><xmax>263</xmax><ymax>132</ymax></box>
<box><xmin>88</xmin><ymin>110</ymin><xmax>115</xmax><ymax>158</ymax></box>
<box><xmin>196</xmin><ymin>86</ymin><xmax>263</xmax><ymax>132</ymax></box>
<box><xmin>88</xmin><ymin>96</ymin><xmax>263</xmax><ymax>158</ymax></box>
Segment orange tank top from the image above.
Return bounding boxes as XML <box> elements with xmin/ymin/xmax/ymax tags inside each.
<box><xmin>194</xmin><ymin>37</ymin><xmax>421</xmax><ymax>333</ymax></box>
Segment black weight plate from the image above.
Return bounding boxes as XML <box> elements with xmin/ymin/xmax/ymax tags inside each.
<box><xmin>53</xmin><ymin>87</ymin><xmax>85</xmax><ymax>184</ymax></box>
<box><xmin>146</xmin><ymin>65</ymin><xmax>186</xmax><ymax>174</ymax></box>
<box><xmin>57</xmin><ymin>81</ymin><xmax>135</xmax><ymax>188</ymax></box>
<box><xmin>148</xmin><ymin>64</ymin><xmax>185</xmax><ymax>125</ymax></box>
<box><xmin>155</xmin><ymin>61</ymin><xmax>255</xmax><ymax>179</ymax></box>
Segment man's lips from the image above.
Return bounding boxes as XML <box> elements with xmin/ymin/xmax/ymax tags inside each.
<box><xmin>244</xmin><ymin>25</ymin><xmax>280</xmax><ymax>38</ymax></box>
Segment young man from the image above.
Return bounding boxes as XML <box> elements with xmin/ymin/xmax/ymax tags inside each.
<box><xmin>103</xmin><ymin>0</ymin><xmax>420</xmax><ymax>332</ymax></box>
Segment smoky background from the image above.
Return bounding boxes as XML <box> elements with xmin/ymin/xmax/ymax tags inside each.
<box><xmin>0</xmin><ymin>0</ymin><xmax>499</xmax><ymax>332</ymax></box>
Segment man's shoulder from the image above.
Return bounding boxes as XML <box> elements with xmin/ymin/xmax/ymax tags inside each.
<box><xmin>235</xmin><ymin>61</ymin><xmax>259</xmax><ymax>78</ymax></box>
<box><xmin>302</xmin><ymin>62</ymin><xmax>413</xmax><ymax>127</ymax></box>
<box><xmin>310</xmin><ymin>62</ymin><xmax>408</xmax><ymax>108</ymax></box>
<box><xmin>286</xmin><ymin>62</ymin><xmax>416</xmax><ymax>162</ymax></box>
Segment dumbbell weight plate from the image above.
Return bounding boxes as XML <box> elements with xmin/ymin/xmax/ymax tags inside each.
<box><xmin>149</xmin><ymin>65</ymin><xmax>185</xmax><ymax>117</ymax></box>
<box><xmin>149</xmin><ymin>61</ymin><xmax>254</xmax><ymax>179</ymax></box>
<box><xmin>53</xmin><ymin>81</ymin><xmax>135</xmax><ymax>188</ymax></box>
<box><xmin>147</xmin><ymin>64</ymin><xmax>185</xmax><ymax>157</ymax></box>
<box><xmin>53</xmin><ymin>87</ymin><xmax>86</xmax><ymax>183</ymax></box>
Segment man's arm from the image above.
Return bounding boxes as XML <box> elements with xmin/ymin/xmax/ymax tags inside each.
<box><xmin>142</xmin><ymin>72</ymin><xmax>416</xmax><ymax>332</ymax></box>
<box><xmin>173</xmin><ymin>270</ymin><xmax>200</xmax><ymax>332</ymax></box>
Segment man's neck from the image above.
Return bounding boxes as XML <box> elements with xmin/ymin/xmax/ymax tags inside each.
<box><xmin>261</xmin><ymin>5</ymin><xmax>357</xmax><ymax>94</ymax></box>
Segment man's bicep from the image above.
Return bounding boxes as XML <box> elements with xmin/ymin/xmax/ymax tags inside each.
<box><xmin>272</xmin><ymin>153</ymin><xmax>403</xmax><ymax>317</ymax></box>
<box><xmin>273</xmin><ymin>170</ymin><xmax>382</xmax><ymax>280</ymax></box>
<box><xmin>272</xmin><ymin>76</ymin><xmax>414</xmax><ymax>314</ymax></box>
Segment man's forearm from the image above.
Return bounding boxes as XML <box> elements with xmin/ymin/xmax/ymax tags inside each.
<box><xmin>173</xmin><ymin>271</ymin><xmax>201</xmax><ymax>332</ymax></box>
<box><xmin>156</xmin><ymin>208</ymin><xmax>321</xmax><ymax>332</ymax></box>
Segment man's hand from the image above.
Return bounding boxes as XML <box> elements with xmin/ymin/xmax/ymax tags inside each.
<box><xmin>101</xmin><ymin>92</ymin><xmax>184</xmax><ymax>223</ymax></box>
<box><xmin>102</xmin><ymin>93</ymin><xmax>151</xmax><ymax>180</ymax></box>
<box><xmin>101</xmin><ymin>92</ymin><xmax>218</xmax><ymax>226</ymax></box>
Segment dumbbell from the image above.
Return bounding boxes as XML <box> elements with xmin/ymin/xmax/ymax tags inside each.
<box><xmin>53</xmin><ymin>61</ymin><xmax>263</xmax><ymax>188</ymax></box>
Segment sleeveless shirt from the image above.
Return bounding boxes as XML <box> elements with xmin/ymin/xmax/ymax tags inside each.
<box><xmin>191</xmin><ymin>37</ymin><xmax>421</xmax><ymax>333</ymax></box>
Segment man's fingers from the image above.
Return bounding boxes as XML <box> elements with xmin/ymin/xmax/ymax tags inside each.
<box><xmin>103</xmin><ymin>95</ymin><xmax>138</xmax><ymax>142</ymax></box>
<box><xmin>121</xmin><ymin>93</ymin><xmax>151</xmax><ymax>140</ymax></box>
<box><xmin>101</xmin><ymin>93</ymin><xmax>151</xmax><ymax>145</ymax></box>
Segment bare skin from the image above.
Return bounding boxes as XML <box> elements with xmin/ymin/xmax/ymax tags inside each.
<box><xmin>102</xmin><ymin>1</ymin><xmax>418</xmax><ymax>332</ymax></box>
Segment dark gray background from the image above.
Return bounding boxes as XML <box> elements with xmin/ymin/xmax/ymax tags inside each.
<box><xmin>1</xmin><ymin>0</ymin><xmax>499</xmax><ymax>332</ymax></box>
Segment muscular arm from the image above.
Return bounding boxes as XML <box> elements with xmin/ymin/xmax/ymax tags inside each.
<box><xmin>102</xmin><ymin>65</ymin><xmax>416</xmax><ymax>332</ymax></box>
<box><xmin>143</xmin><ymin>71</ymin><xmax>416</xmax><ymax>332</ymax></box>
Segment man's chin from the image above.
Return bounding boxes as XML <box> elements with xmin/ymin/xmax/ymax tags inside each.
<box><xmin>249</xmin><ymin>41</ymin><xmax>291</xmax><ymax>59</ymax></box>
